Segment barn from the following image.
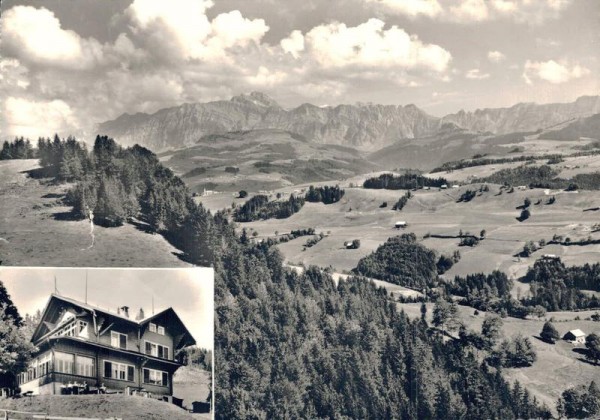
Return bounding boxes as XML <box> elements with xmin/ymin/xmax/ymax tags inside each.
<box><xmin>563</xmin><ymin>329</ymin><xmax>586</xmax><ymax>344</ymax></box>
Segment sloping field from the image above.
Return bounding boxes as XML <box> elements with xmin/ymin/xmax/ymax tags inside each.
<box><xmin>237</xmin><ymin>184</ymin><xmax>600</xmax><ymax>275</ymax></box>
<box><xmin>0</xmin><ymin>394</ymin><xmax>208</xmax><ymax>419</ymax></box>
<box><xmin>0</xmin><ymin>160</ymin><xmax>190</xmax><ymax>267</ymax></box>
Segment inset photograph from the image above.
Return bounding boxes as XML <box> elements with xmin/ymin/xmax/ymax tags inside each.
<box><xmin>0</xmin><ymin>267</ymin><xmax>213</xmax><ymax>419</ymax></box>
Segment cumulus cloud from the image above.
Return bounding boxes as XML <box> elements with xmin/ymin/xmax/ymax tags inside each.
<box><xmin>523</xmin><ymin>59</ymin><xmax>590</xmax><ymax>84</ymax></box>
<box><xmin>299</xmin><ymin>19</ymin><xmax>451</xmax><ymax>72</ymax></box>
<box><xmin>465</xmin><ymin>68</ymin><xmax>490</xmax><ymax>79</ymax></box>
<box><xmin>487</xmin><ymin>50</ymin><xmax>506</xmax><ymax>63</ymax></box>
<box><xmin>2</xmin><ymin>97</ymin><xmax>79</xmax><ymax>138</ymax></box>
<box><xmin>280</xmin><ymin>30</ymin><xmax>305</xmax><ymax>58</ymax></box>
<box><xmin>125</xmin><ymin>0</ymin><xmax>268</xmax><ymax>62</ymax></box>
<box><xmin>363</xmin><ymin>0</ymin><xmax>442</xmax><ymax>18</ymax></box>
<box><xmin>0</xmin><ymin>6</ymin><xmax>104</xmax><ymax>70</ymax></box>
<box><xmin>362</xmin><ymin>0</ymin><xmax>573</xmax><ymax>23</ymax></box>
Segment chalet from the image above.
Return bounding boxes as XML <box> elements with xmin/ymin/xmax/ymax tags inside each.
<box><xmin>395</xmin><ymin>221</ymin><xmax>407</xmax><ymax>229</ymax></box>
<box><xmin>17</xmin><ymin>294</ymin><xmax>196</xmax><ymax>397</ymax></box>
<box><xmin>563</xmin><ymin>329</ymin><xmax>586</xmax><ymax>344</ymax></box>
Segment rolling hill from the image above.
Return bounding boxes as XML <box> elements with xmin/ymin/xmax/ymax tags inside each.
<box><xmin>160</xmin><ymin>129</ymin><xmax>379</xmax><ymax>193</ymax></box>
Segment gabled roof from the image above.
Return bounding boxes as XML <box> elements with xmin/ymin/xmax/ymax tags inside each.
<box><xmin>31</xmin><ymin>294</ymin><xmax>196</xmax><ymax>350</ymax></box>
<box><xmin>567</xmin><ymin>329</ymin><xmax>586</xmax><ymax>337</ymax></box>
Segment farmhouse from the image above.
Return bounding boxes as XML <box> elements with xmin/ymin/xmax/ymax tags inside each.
<box><xmin>17</xmin><ymin>294</ymin><xmax>196</xmax><ymax>397</ymax></box>
<box><xmin>563</xmin><ymin>329</ymin><xmax>586</xmax><ymax>344</ymax></box>
<box><xmin>395</xmin><ymin>221</ymin><xmax>407</xmax><ymax>229</ymax></box>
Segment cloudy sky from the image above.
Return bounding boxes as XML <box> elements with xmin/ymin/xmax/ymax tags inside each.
<box><xmin>0</xmin><ymin>0</ymin><xmax>598</xmax><ymax>138</ymax></box>
<box><xmin>0</xmin><ymin>267</ymin><xmax>214</xmax><ymax>350</ymax></box>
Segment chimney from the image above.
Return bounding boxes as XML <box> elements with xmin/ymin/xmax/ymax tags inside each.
<box><xmin>120</xmin><ymin>306</ymin><xmax>130</xmax><ymax>318</ymax></box>
<box><xmin>135</xmin><ymin>308</ymin><xmax>145</xmax><ymax>321</ymax></box>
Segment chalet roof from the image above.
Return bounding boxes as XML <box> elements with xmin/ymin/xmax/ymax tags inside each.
<box><xmin>567</xmin><ymin>329</ymin><xmax>586</xmax><ymax>337</ymax></box>
<box><xmin>31</xmin><ymin>294</ymin><xmax>196</xmax><ymax>349</ymax></box>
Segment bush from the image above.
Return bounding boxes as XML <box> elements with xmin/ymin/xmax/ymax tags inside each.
<box><xmin>518</xmin><ymin>209</ymin><xmax>530</xmax><ymax>222</ymax></box>
<box><xmin>540</xmin><ymin>321</ymin><xmax>560</xmax><ymax>343</ymax></box>
<box><xmin>238</xmin><ymin>190</ymin><xmax>248</xmax><ymax>199</ymax></box>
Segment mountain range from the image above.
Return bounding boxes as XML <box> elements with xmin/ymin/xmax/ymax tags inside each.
<box><xmin>97</xmin><ymin>93</ymin><xmax>600</xmax><ymax>152</ymax></box>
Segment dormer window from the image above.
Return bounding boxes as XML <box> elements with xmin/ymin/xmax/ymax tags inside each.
<box><xmin>111</xmin><ymin>331</ymin><xmax>127</xmax><ymax>349</ymax></box>
<box><xmin>149</xmin><ymin>323</ymin><xmax>157</xmax><ymax>333</ymax></box>
<box><xmin>157</xmin><ymin>326</ymin><xmax>165</xmax><ymax>335</ymax></box>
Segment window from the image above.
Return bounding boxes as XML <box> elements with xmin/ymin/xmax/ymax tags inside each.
<box><xmin>76</xmin><ymin>356</ymin><xmax>95</xmax><ymax>377</ymax></box>
<box><xmin>143</xmin><ymin>368</ymin><xmax>168</xmax><ymax>386</ymax></box>
<box><xmin>38</xmin><ymin>354</ymin><xmax>51</xmax><ymax>377</ymax></box>
<box><xmin>144</xmin><ymin>341</ymin><xmax>170</xmax><ymax>360</ymax></box>
<box><xmin>103</xmin><ymin>361</ymin><xmax>134</xmax><ymax>381</ymax></box>
<box><xmin>149</xmin><ymin>323</ymin><xmax>157</xmax><ymax>333</ymax></box>
<box><xmin>55</xmin><ymin>352</ymin><xmax>75</xmax><ymax>374</ymax></box>
<box><xmin>157</xmin><ymin>326</ymin><xmax>165</xmax><ymax>336</ymax></box>
<box><xmin>110</xmin><ymin>331</ymin><xmax>127</xmax><ymax>349</ymax></box>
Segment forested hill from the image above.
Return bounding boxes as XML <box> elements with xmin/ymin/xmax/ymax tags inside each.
<box><xmin>37</xmin><ymin>135</ymin><xmax>549</xmax><ymax>419</ymax></box>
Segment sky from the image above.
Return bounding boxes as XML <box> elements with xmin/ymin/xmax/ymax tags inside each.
<box><xmin>0</xmin><ymin>0</ymin><xmax>598</xmax><ymax>139</ymax></box>
<box><xmin>0</xmin><ymin>267</ymin><xmax>214</xmax><ymax>350</ymax></box>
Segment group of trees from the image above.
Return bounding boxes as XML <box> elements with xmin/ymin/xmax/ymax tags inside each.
<box><xmin>233</xmin><ymin>194</ymin><xmax>305</xmax><ymax>222</ymax></box>
<box><xmin>305</xmin><ymin>185</ymin><xmax>345</xmax><ymax>204</ymax></box>
<box><xmin>479</xmin><ymin>165</ymin><xmax>561</xmax><ymax>188</ymax></box>
<box><xmin>352</xmin><ymin>233</ymin><xmax>437</xmax><ymax>289</ymax></box>
<box><xmin>0</xmin><ymin>138</ymin><xmax>35</xmax><ymax>160</ymax></box>
<box><xmin>41</xmin><ymin>135</ymin><xmax>227</xmax><ymax>266</ymax></box>
<box><xmin>557</xmin><ymin>381</ymin><xmax>600</xmax><ymax>418</ymax></box>
<box><xmin>522</xmin><ymin>258</ymin><xmax>600</xmax><ymax>310</ymax></box>
<box><xmin>489</xmin><ymin>334</ymin><xmax>537</xmax><ymax>368</ymax></box>
<box><xmin>436</xmin><ymin>251</ymin><xmax>461</xmax><ymax>274</ymax></box>
<box><xmin>392</xmin><ymin>191</ymin><xmax>412</xmax><ymax>210</ymax></box>
<box><xmin>182</xmin><ymin>347</ymin><xmax>213</xmax><ymax>372</ymax></box>
<box><xmin>38</xmin><ymin>135</ymin><xmax>91</xmax><ymax>181</ymax></box>
<box><xmin>363</xmin><ymin>173</ymin><xmax>447</xmax><ymax>190</ymax></box>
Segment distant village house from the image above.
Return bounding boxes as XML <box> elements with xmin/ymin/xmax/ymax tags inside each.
<box><xmin>563</xmin><ymin>329</ymin><xmax>586</xmax><ymax>344</ymax></box>
<box><xmin>395</xmin><ymin>221</ymin><xmax>407</xmax><ymax>229</ymax></box>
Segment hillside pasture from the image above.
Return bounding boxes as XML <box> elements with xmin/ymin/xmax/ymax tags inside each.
<box><xmin>0</xmin><ymin>160</ymin><xmax>190</xmax><ymax>267</ymax></box>
<box><xmin>234</xmin><ymin>184</ymin><xmax>600</xmax><ymax>276</ymax></box>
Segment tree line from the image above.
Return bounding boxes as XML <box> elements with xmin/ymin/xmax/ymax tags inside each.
<box><xmin>363</xmin><ymin>173</ymin><xmax>447</xmax><ymax>190</ymax></box>
<box><xmin>305</xmin><ymin>185</ymin><xmax>345</xmax><ymax>204</ymax></box>
<box><xmin>0</xmin><ymin>138</ymin><xmax>36</xmax><ymax>160</ymax></box>
<box><xmin>233</xmin><ymin>194</ymin><xmax>305</xmax><ymax>222</ymax></box>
